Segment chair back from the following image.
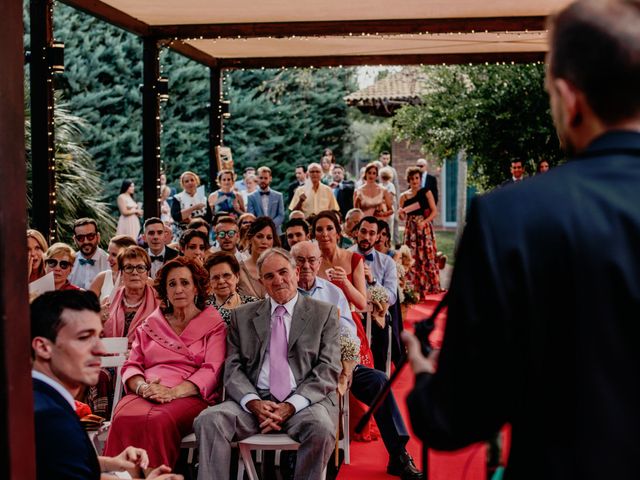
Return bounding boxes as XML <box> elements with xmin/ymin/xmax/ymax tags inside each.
<box><xmin>99</xmin><ymin>337</ymin><xmax>128</xmax><ymax>418</ymax></box>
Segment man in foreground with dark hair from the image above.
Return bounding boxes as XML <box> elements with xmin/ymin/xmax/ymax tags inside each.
<box><xmin>403</xmin><ymin>1</ymin><xmax>640</xmax><ymax>478</ymax></box>
<box><xmin>31</xmin><ymin>290</ymin><xmax>182</xmax><ymax>480</ymax></box>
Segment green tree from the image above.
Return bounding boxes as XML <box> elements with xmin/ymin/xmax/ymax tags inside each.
<box><xmin>224</xmin><ymin>68</ymin><xmax>356</xmax><ymax>192</ymax></box>
<box><xmin>25</xmin><ymin>91</ymin><xmax>116</xmax><ymax>243</ymax></box>
<box><xmin>394</xmin><ymin>64</ymin><xmax>563</xmax><ymax>189</ymax></box>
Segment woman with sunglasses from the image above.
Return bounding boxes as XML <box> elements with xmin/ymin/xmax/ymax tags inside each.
<box><xmin>103</xmin><ymin>246</ymin><xmax>158</xmax><ymax>346</ymax></box>
<box><xmin>205</xmin><ymin>252</ymin><xmax>257</xmax><ymax>325</ymax></box>
<box><xmin>44</xmin><ymin>243</ymin><xmax>80</xmax><ymax>291</ymax></box>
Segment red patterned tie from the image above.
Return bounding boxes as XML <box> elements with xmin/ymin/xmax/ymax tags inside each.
<box><xmin>269</xmin><ymin>305</ymin><xmax>290</xmax><ymax>401</ymax></box>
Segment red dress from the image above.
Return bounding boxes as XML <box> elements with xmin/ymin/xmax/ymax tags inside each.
<box><xmin>332</xmin><ymin>252</ymin><xmax>380</xmax><ymax>442</ymax></box>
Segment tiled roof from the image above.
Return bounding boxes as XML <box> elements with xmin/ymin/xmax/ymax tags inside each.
<box><xmin>345</xmin><ymin>67</ymin><xmax>430</xmax><ymax>104</ymax></box>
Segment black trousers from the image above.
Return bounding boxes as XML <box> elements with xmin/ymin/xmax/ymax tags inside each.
<box><xmin>350</xmin><ymin>364</ymin><xmax>409</xmax><ymax>457</ymax></box>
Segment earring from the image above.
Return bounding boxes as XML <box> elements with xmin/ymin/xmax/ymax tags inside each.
<box><xmin>194</xmin><ymin>295</ymin><xmax>199</xmax><ymax>305</ymax></box>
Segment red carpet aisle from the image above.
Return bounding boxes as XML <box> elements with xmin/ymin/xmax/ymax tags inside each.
<box><xmin>337</xmin><ymin>297</ymin><xmax>488</xmax><ymax>480</ymax></box>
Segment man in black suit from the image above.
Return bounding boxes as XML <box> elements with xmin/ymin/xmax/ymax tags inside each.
<box><xmin>416</xmin><ymin>158</ymin><xmax>439</xmax><ymax>204</ymax></box>
<box><xmin>403</xmin><ymin>2</ymin><xmax>640</xmax><ymax>479</ymax></box>
<box><xmin>31</xmin><ymin>290</ymin><xmax>181</xmax><ymax>480</ymax></box>
<box><xmin>287</xmin><ymin>165</ymin><xmax>307</xmax><ymax>205</ymax></box>
<box><xmin>500</xmin><ymin>159</ymin><xmax>526</xmax><ymax>186</ymax></box>
<box><xmin>331</xmin><ymin>164</ymin><xmax>355</xmax><ymax>218</ymax></box>
<box><xmin>143</xmin><ymin>217</ymin><xmax>179</xmax><ymax>278</ymax></box>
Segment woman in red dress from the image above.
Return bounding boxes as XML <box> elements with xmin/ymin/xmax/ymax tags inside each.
<box><xmin>312</xmin><ymin>210</ymin><xmax>379</xmax><ymax>442</ymax></box>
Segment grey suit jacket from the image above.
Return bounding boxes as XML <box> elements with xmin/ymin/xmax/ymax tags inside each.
<box><xmin>224</xmin><ymin>295</ymin><xmax>341</xmax><ymax>411</ymax></box>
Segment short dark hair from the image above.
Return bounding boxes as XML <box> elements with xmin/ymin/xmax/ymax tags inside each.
<box><xmin>109</xmin><ymin>235</ymin><xmax>137</xmax><ymax>250</ymax></box>
<box><xmin>380</xmin><ymin>151</ymin><xmax>390</xmax><ymax>156</ymax></box>
<box><xmin>179</xmin><ymin>229</ymin><xmax>209</xmax><ymax>250</ymax></box>
<box><xmin>214</xmin><ymin>216</ymin><xmax>237</xmax><ymax>228</ymax></box>
<box><xmin>144</xmin><ymin>217</ymin><xmax>164</xmax><ymax>230</ymax></box>
<box><xmin>187</xmin><ymin>218</ymin><xmax>210</xmax><ymax>232</ymax></box>
<box><xmin>285</xmin><ymin>218</ymin><xmax>310</xmax><ymax>235</ymax></box>
<box><xmin>548</xmin><ymin>0</ymin><xmax>640</xmax><ymax>125</ymax></box>
<box><xmin>31</xmin><ymin>290</ymin><xmax>100</xmax><ymax>345</ymax></box>
<box><xmin>355</xmin><ymin>216</ymin><xmax>380</xmax><ymax>233</ymax></box>
<box><xmin>154</xmin><ymin>257</ymin><xmax>210</xmax><ymax>313</ymax></box>
<box><xmin>332</xmin><ymin>164</ymin><xmax>345</xmax><ymax>172</ymax></box>
<box><xmin>73</xmin><ymin>218</ymin><xmax>98</xmax><ymax>234</ymax></box>
<box><xmin>295</xmin><ymin>165</ymin><xmax>306</xmax><ymax>171</ymax></box>
<box><xmin>204</xmin><ymin>251</ymin><xmax>240</xmax><ymax>275</ymax></box>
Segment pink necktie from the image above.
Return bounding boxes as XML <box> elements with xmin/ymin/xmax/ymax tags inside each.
<box><xmin>269</xmin><ymin>305</ymin><xmax>290</xmax><ymax>402</ymax></box>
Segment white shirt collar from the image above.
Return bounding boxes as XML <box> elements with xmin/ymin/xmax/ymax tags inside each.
<box><xmin>270</xmin><ymin>292</ymin><xmax>299</xmax><ymax>316</ymax></box>
<box><xmin>32</xmin><ymin>370</ymin><xmax>76</xmax><ymax>409</ymax></box>
<box><xmin>148</xmin><ymin>246</ymin><xmax>166</xmax><ymax>258</ymax></box>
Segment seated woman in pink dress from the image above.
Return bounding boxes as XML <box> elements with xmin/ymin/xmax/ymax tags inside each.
<box><xmin>104</xmin><ymin>257</ymin><xmax>226</xmax><ymax>472</ymax></box>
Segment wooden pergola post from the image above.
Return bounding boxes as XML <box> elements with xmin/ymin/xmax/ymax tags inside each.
<box><xmin>209</xmin><ymin>67</ymin><xmax>222</xmax><ymax>185</ymax></box>
<box><xmin>142</xmin><ymin>37</ymin><xmax>161</xmax><ymax>219</ymax></box>
<box><xmin>0</xmin><ymin>1</ymin><xmax>35</xmax><ymax>478</ymax></box>
<box><xmin>29</xmin><ymin>0</ymin><xmax>57</xmax><ymax>242</ymax></box>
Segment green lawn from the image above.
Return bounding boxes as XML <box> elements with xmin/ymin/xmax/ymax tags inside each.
<box><xmin>435</xmin><ymin>229</ymin><xmax>457</xmax><ymax>266</ymax></box>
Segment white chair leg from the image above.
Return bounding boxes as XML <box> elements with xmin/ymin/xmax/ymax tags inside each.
<box><xmin>237</xmin><ymin>454</ymin><xmax>245</xmax><ymax>480</ymax></box>
<box><xmin>275</xmin><ymin>449</ymin><xmax>281</xmax><ymax>466</ymax></box>
<box><xmin>187</xmin><ymin>447</ymin><xmax>194</xmax><ymax>465</ymax></box>
<box><xmin>239</xmin><ymin>444</ymin><xmax>259</xmax><ymax>480</ymax></box>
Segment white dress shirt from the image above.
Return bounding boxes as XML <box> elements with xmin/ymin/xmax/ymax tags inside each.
<box><xmin>240</xmin><ymin>293</ymin><xmax>310</xmax><ymax>413</ymax></box>
<box><xmin>148</xmin><ymin>246</ymin><xmax>167</xmax><ymax>279</ymax></box>
<box><xmin>69</xmin><ymin>248</ymin><xmax>109</xmax><ymax>290</ymax></box>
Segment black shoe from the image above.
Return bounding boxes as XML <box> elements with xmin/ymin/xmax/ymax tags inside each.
<box><xmin>387</xmin><ymin>450</ymin><xmax>424</xmax><ymax>480</ymax></box>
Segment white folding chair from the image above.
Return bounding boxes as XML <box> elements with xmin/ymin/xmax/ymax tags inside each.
<box><xmin>89</xmin><ymin>337</ymin><xmax>128</xmax><ymax>453</ymax></box>
<box><xmin>339</xmin><ymin>389</ymin><xmax>351</xmax><ymax>464</ymax></box>
<box><xmin>237</xmin><ymin>433</ymin><xmax>327</xmax><ymax>480</ymax></box>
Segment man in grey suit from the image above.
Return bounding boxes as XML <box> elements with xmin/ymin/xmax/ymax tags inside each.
<box><xmin>247</xmin><ymin>166</ymin><xmax>285</xmax><ymax>234</ymax></box>
<box><xmin>194</xmin><ymin>247</ymin><xmax>341</xmax><ymax>480</ymax></box>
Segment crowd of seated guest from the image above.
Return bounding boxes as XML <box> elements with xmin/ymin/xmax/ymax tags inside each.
<box><xmin>27</xmin><ymin>154</ymin><xmax>447</xmax><ymax>479</ymax></box>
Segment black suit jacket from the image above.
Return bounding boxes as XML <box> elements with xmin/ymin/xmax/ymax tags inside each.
<box><xmin>164</xmin><ymin>245</ymin><xmax>180</xmax><ymax>262</ymax></box>
<box><xmin>421</xmin><ymin>172</ymin><xmax>439</xmax><ymax>204</ymax></box>
<box><xmin>33</xmin><ymin>378</ymin><xmax>100</xmax><ymax>480</ymax></box>
<box><xmin>335</xmin><ymin>180</ymin><xmax>355</xmax><ymax>218</ymax></box>
<box><xmin>287</xmin><ymin>181</ymin><xmax>304</xmax><ymax>206</ymax></box>
<box><xmin>407</xmin><ymin>131</ymin><xmax>640</xmax><ymax>479</ymax></box>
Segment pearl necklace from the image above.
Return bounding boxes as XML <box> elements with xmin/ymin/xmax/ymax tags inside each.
<box><xmin>122</xmin><ymin>295</ymin><xmax>143</xmax><ymax>309</ymax></box>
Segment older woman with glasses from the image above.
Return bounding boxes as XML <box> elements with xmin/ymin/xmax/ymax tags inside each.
<box><xmin>104</xmin><ymin>257</ymin><xmax>226</xmax><ymax>473</ymax></box>
<box><xmin>44</xmin><ymin>243</ymin><xmax>80</xmax><ymax>291</ymax></box>
<box><xmin>103</xmin><ymin>246</ymin><xmax>158</xmax><ymax>346</ymax></box>
<box><xmin>205</xmin><ymin>252</ymin><xmax>257</xmax><ymax>325</ymax></box>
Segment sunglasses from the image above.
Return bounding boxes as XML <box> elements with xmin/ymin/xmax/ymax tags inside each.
<box><xmin>122</xmin><ymin>264</ymin><xmax>149</xmax><ymax>274</ymax></box>
<box><xmin>214</xmin><ymin>230</ymin><xmax>237</xmax><ymax>239</ymax></box>
<box><xmin>75</xmin><ymin>232</ymin><xmax>97</xmax><ymax>242</ymax></box>
<box><xmin>45</xmin><ymin>259</ymin><xmax>72</xmax><ymax>269</ymax></box>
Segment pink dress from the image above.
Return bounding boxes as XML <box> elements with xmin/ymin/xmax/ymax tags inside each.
<box><xmin>104</xmin><ymin>306</ymin><xmax>226</xmax><ymax>467</ymax></box>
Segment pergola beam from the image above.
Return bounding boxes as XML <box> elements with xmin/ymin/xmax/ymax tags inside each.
<box><xmin>142</xmin><ymin>38</ymin><xmax>161</xmax><ymax>219</ymax></box>
<box><xmin>59</xmin><ymin>0</ymin><xmax>150</xmax><ymax>36</ymax></box>
<box><xmin>217</xmin><ymin>51</ymin><xmax>545</xmax><ymax>69</ymax></box>
<box><xmin>152</xmin><ymin>16</ymin><xmax>546</xmax><ymax>40</ymax></box>
<box><xmin>0</xmin><ymin>0</ymin><xmax>34</xmax><ymax>478</ymax></box>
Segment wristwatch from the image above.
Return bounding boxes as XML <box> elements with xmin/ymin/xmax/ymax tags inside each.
<box><xmin>367</xmin><ymin>277</ymin><xmax>377</xmax><ymax>286</ymax></box>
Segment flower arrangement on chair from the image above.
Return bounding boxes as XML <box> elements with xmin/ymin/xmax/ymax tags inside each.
<box><xmin>367</xmin><ymin>284</ymin><xmax>390</xmax><ymax>329</ymax></box>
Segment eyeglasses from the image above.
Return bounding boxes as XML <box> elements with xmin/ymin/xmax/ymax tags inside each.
<box><xmin>122</xmin><ymin>264</ymin><xmax>149</xmax><ymax>274</ymax></box>
<box><xmin>75</xmin><ymin>232</ymin><xmax>97</xmax><ymax>242</ymax></box>
<box><xmin>214</xmin><ymin>230</ymin><xmax>237</xmax><ymax>239</ymax></box>
<box><xmin>45</xmin><ymin>259</ymin><xmax>72</xmax><ymax>269</ymax></box>
<box><xmin>210</xmin><ymin>272</ymin><xmax>235</xmax><ymax>282</ymax></box>
<box><xmin>295</xmin><ymin>256</ymin><xmax>319</xmax><ymax>266</ymax></box>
